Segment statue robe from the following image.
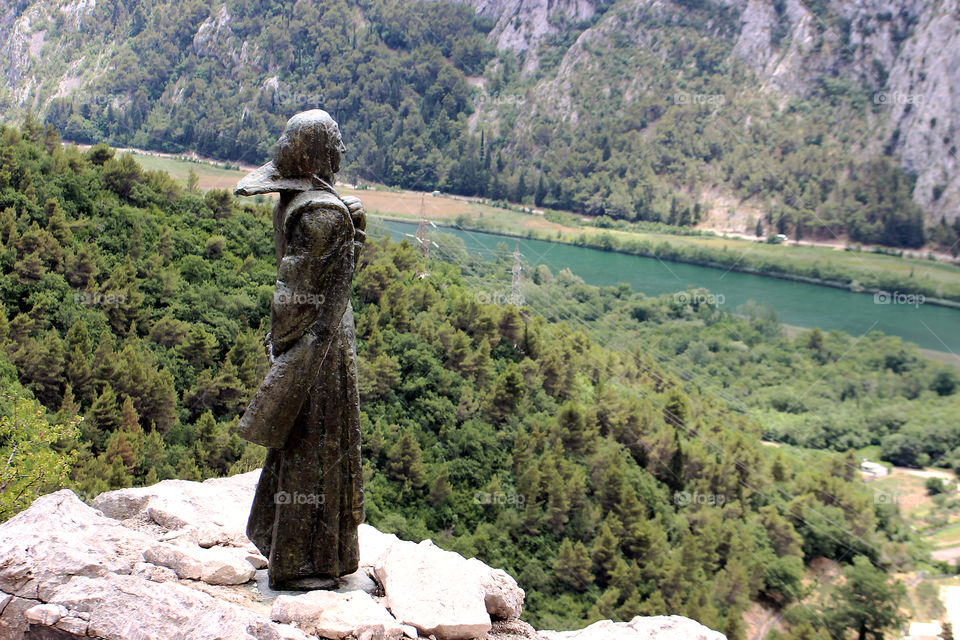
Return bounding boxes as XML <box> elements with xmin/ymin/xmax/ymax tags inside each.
<box><xmin>246</xmin><ymin>188</ymin><xmax>364</xmax><ymax>589</ymax></box>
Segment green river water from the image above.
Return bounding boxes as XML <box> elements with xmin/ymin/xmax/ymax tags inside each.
<box><xmin>375</xmin><ymin>219</ymin><xmax>960</xmax><ymax>355</ymax></box>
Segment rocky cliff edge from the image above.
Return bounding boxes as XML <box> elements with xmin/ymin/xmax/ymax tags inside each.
<box><xmin>0</xmin><ymin>471</ymin><xmax>725</xmax><ymax>640</ymax></box>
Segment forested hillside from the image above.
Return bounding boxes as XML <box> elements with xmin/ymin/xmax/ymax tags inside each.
<box><xmin>0</xmin><ymin>124</ymin><xmax>929</xmax><ymax>637</ymax></box>
<box><xmin>3</xmin><ymin>0</ymin><xmax>959</xmax><ymax>248</ymax></box>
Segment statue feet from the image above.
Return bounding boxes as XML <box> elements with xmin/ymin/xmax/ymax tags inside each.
<box><xmin>272</xmin><ymin>576</ymin><xmax>339</xmax><ymax>591</ymax></box>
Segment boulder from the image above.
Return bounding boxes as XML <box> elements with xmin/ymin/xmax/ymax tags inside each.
<box><xmin>539</xmin><ymin>615</ymin><xmax>726</xmax><ymax>640</ymax></box>
<box><xmin>93</xmin><ymin>471</ymin><xmax>260</xmax><ymax>544</ymax></box>
<box><xmin>358</xmin><ymin>523</ymin><xmax>400</xmax><ymax>567</ymax></box>
<box><xmin>375</xmin><ymin>540</ymin><xmax>491</xmax><ymax>640</ymax></box>
<box><xmin>143</xmin><ymin>542</ymin><xmax>257</xmax><ymax>585</ymax></box>
<box><xmin>271</xmin><ymin>589</ymin><xmax>402</xmax><ymax>639</ymax></box>
<box><xmin>23</xmin><ymin>602</ymin><xmax>68</xmax><ymax>626</ymax></box>
<box><xmin>466</xmin><ymin>558</ymin><xmax>525</xmax><ymax>620</ymax></box>
<box><xmin>42</xmin><ymin>573</ymin><xmax>282</xmax><ymax>640</ymax></box>
<box><xmin>0</xmin><ymin>490</ymin><xmax>155</xmax><ymax>600</ymax></box>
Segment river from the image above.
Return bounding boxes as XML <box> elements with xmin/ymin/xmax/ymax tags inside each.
<box><xmin>374</xmin><ymin>219</ymin><xmax>960</xmax><ymax>355</ymax></box>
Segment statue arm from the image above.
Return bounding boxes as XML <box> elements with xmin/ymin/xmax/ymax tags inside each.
<box><xmin>270</xmin><ymin>199</ymin><xmax>356</xmax><ymax>356</ymax></box>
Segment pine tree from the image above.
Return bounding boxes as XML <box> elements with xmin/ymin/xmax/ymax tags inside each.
<box><xmin>89</xmin><ymin>384</ymin><xmax>121</xmax><ymax>435</ymax></box>
<box><xmin>827</xmin><ymin>555</ymin><xmax>906</xmax><ymax>640</ymax></box>
<box><xmin>181</xmin><ymin>324</ymin><xmax>218</xmax><ymax>368</ymax></box>
<box><xmin>487</xmin><ymin>361</ymin><xmax>524</xmax><ymax>424</ymax></box>
<box><xmin>591</xmin><ymin>517</ymin><xmax>621</xmax><ymax>586</ymax></box>
<box><xmin>386</xmin><ymin>430</ymin><xmax>426</xmax><ymax>490</ymax></box>
<box><xmin>555</xmin><ymin>539</ymin><xmax>594</xmax><ymax>592</ymax></box>
<box><xmin>428</xmin><ymin>463</ymin><xmax>452</xmax><ymax>506</ymax></box>
<box><xmin>535</xmin><ymin>174</ymin><xmax>547</xmax><ymax>207</ymax></box>
<box><xmin>120</xmin><ymin>395</ymin><xmax>140</xmax><ymax>433</ymax></box>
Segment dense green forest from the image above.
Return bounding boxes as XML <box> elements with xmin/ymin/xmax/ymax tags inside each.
<box><xmin>18</xmin><ymin>0</ymin><xmax>950</xmax><ymax>249</ymax></box>
<box><xmin>0</xmin><ymin>124</ymin><xmax>935</xmax><ymax>637</ymax></box>
<box><xmin>512</xmin><ymin>264</ymin><xmax>960</xmax><ymax>470</ymax></box>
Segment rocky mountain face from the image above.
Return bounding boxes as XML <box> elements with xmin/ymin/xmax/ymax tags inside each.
<box><xmin>458</xmin><ymin>0</ymin><xmax>959</xmax><ymax>221</ymax></box>
<box><xmin>0</xmin><ymin>472</ymin><xmax>725</xmax><ymax>640</ymax></box>
<box><xmin>0</xmin><ymin>0</ymin><xmax>955</xmax><ymax>225</ymax></box>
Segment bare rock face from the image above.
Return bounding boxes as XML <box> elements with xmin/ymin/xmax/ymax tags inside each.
<box><xmin>43</xmin><ymin>573</ymin><xmax>278</xmax><ymax>640</ymax></box>
<box><xmin>0</xmin><ymin>490</ymin><xmax>155</xmax><ymax>601</ymax></box>
<box><xmin>142</xmin><ymin>542</ymin><xmax>257</xmax><ymax>585</ymax></box>
<box><xmin>375</xmin><ymin>540</ymin><xmax>492</xmax><ymax>640</ymax></box>
<box><xmin>92</xmin><ymin>470</ymin><xmax>260</xmax><ymax>541</ymax></box>
<box><xmin>0</xmin><ymin>473</ymin><xmax>725</xmax><ymax>640</ymax></box>
<box><xmin>191</xmin><ymin>4</ymin><xmax>262</xmax><ymax>72</ymax></box>
<box><xmin>271</xmin><ymin>590</ymin><xmax>403</xmax><ymax>639</ymax></box>
<box><xmin>539</xmin><ymin>615</ymin><xmax>727</xmax><ymax>640</ymax></box>
<box><xmin>458</xmin><ymin>0</ymin><xmax>596</xmax><ymax>72</ymax></box>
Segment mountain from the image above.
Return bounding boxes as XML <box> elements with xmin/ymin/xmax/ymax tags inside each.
<box><xmin>1</xmin><ymin>0</ymin><xmax>958</xmax><ymax>247</ymax></box>
<box><xmin>462</xmin><ymin>0</ymin><xmax>960</xmax><ymax>220</ymax></box>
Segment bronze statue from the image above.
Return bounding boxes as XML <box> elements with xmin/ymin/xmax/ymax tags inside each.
<box><xmin>233</xmin><ymin>110</ymin><xmax>365</xmax><ymax>590</ymax></box>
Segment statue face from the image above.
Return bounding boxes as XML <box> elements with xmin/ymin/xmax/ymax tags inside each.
<box><xmin>329</xmin><ymin>125</ymin><xmax>346</xmax><ymax>175</ymax></box>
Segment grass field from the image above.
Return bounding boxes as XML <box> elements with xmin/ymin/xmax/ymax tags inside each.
<box><xmin>123</xmin><ymin>150</ymin><xmax>960</xmax><ymax>301</ymax></box>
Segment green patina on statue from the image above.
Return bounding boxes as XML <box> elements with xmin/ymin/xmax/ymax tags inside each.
<box><xmin>234</xmin><ymin>110</ymin><xmax>366</xmax><ymax>590</ymax></box>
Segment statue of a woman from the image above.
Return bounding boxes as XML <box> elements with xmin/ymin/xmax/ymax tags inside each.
<box><xmin>233</xmin><ymin>110</ymin><xmax>365</xmax><ymax>590</ymax></box>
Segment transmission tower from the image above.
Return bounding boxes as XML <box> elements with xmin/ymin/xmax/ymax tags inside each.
<box><xmin>509</xmin><ymin>242</ymin><xmax>523</xmax><ymax>306</ymax></box>
<box><xmin>415</xmin><ymin>194</ymin><xmax>430</xmax><ymax>259</ymax></box>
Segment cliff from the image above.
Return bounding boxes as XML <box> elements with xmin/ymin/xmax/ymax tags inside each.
<box><xmin>457</xmin><ymin>0</ymin><xmax>959</xmax><ymax>222</ymax></box>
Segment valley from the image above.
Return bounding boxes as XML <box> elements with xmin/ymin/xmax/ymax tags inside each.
<box><xmin>120</xmin><ymin>147</ymin><xmax>960</xmax><ymax>355</ymax></box>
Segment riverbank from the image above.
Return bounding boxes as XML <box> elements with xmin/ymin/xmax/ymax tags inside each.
<box><xmin>112</xmin><ymin>146</ymin><xmax>960</xmax><ymax>306</ymax></box>
<box><xmin>370</xmin><ymin>212</ymin><xmax>960</xmax><ymax>310</ymax></box>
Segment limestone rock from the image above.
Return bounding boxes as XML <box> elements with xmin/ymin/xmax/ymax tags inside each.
<box><xmin>539</xmin><ymin>615</ymin><xmax>726</xmax><ymax>640</ymax></box>
<box><xmin>271</xmin><ymin>589</ymin><xmax>402</xmax><ymax>639</ymax></box>
<box><xmin>143</xmin><ymin>542</ymin><xmax>257</xmax><ymax>585</ymax></box>
<box><xmin>274</xmin><ymin>622</ymin><xmax>317</xmax><ymax>640</ymax></box>
<box><xmin>482</xmin><ymin>620</ymin><xmax>544</xmax><ymax>640</ymax></box>
<box><xmin>131</xmin><ymin>561</ymin><xmax>179</xmax><ymax>583</ymax></box>
<box><xmin>335</xmin><ymin>568</ymin><xmax>379</xmax><ymax>595</ymax></box>
<box><xmin>0</xmin><ymin>490</ymin><xmax>156</xmax><ymax>600</ymax></box>
<box><xmin>466</xmin><ymin>558</ymin><xmax>524</xmax><ymax>620</ymax></box>
<box><xmin>358</xmin><ymin>523</ymin><xmax>400</xmax><ymax>567</ymax></box>
<box><xmin>44</xmin><ymin>573</ymin><xmax>281</xmax><ymax>640</ymax></box>
<box><xmin>24</xmin><ymin>602</ymin><xmax>68</xmax><ymax>626</ymax></box>
<box><xmin>93</xmin><ymin>471</ymin><xmax>260</xmax><ymax>544</ymax></box>
<box><xmin>375</xmin><ymin>540</ymin><xmax>491</xmax><ymax>640</ymax></box>
<box><xmin>0</xmin><ymin>472</ymin><xmax>726</xmax><ymax>640</ymax></box>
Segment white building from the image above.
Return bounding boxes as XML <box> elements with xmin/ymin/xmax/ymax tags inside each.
<box><xmin>860</xmin><ymin>460</ymin><xmax>890</xmax><ymax>478</ymax></box>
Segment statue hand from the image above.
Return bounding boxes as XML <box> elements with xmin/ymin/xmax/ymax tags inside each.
<box><xmin>341</xmin><ymin>196</ymin><xmax>366</xmax><ymax>242</ymax></box>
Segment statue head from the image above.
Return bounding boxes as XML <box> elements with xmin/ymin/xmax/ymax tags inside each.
<box><xmin>274</xmin><ymin>110</ymin><xmax>346</xmax><ymax>182</ymax></box>
<box><xmin>234</xmin><ymin>110</ymin><xmax>347</xmax><ymax>196</ymax></box>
